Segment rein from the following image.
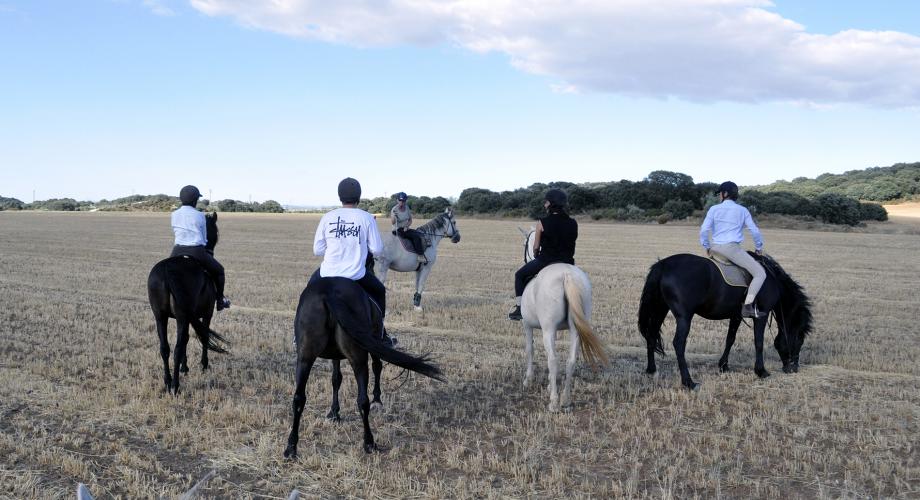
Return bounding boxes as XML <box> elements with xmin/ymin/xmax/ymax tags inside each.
<box><xmin>523</xmin><ymin>230</ymin><xmax>534</xmax><ymax>264</ymax></box>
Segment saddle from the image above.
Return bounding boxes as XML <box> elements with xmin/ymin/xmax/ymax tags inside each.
<box><xmin>709</xmin><ymin>254</ymin><xmax>752</xmax><ymax>288</ymax></box>
<box><xmin>393</xmin><ymin>229</ymin><xmax>429</xmax><ymax>255</ymax></box>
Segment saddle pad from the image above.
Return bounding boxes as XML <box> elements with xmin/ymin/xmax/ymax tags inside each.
<box><xmin>709</xmin><ymin>256</ymin><xmax>752</xmax><ymax>287</ymax></box>
<box><xmin>394</xmin><ymin>231</ymin><xmax>428</xmax><ymax>255</ymax></box>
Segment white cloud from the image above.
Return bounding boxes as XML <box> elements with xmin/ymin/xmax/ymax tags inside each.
<box><xmin>144</xmin><ymin>0</ymin><xmax>176</xmax><ymax>16</ymax></box>
<box><xmin>187</xmin><ymin>0</ymin><xmax>920</xmax><ymax>107</ymax></box>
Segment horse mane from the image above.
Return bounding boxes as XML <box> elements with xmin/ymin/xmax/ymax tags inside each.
<box><xmin>416</xmin><ymin>213</ymin><xmax>447</xmax><ymax>234</ymax></box>
<box><xmin>752</xmin><ymin>253</ymin><xmax>813</xmax><ymax>340</ymax></box>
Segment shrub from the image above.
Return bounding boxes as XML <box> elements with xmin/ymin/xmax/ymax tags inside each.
<box><xmin>858</xmin><ymin>202</ymin><xmax>888</xmax><ymax>222</ymax></box>
<box><xmin>662</xmin><ymin>199</ymin><xmax>695</xmax><ymax>220</ymax></box>
<box><xmin>814</xmin><ymin>193</ymin><xmax>861</xmax><ymax>225</ymax></box>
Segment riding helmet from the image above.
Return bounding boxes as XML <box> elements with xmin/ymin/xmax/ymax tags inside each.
<box><xmin>338</xmin><ymin>177</ymin><xmax>362</xmax><ymax>204</ymax></box>
<box><xmin>396</xmin><ymin>192</ymin><xmax>408</xmax><ymax>201</ymax></box>
<box><xmin>179</xmin><ymin>185</ymin><xmax>202</xmax><ymax>206</ymax></box>
<box><xmin>544</xmin><ymin>188</ymin><xmax>568</xmax><ymax>208</ymax></box>
<box><xmin>716</xmin><ymin>181</ymin><xmax>739</xmax><ymax>199</ymax></box>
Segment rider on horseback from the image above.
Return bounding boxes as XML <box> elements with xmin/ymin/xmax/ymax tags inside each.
<box><xmin>508</xmin><ymin>188</ymin><xmax>578</xmax><ymax>321</ymax></box>
<box><xmin>169</xmin><ymin>185</ymin><xmax>231</xmax><ymax>311</ymax></box>
<box><xmin>391</xmin><ymin>192</ymin><xmax>427</xmax><ymax>264</ymax></box>
<box><xmin>700</xmin><ymin>181</ymin><xmax>767</xmax><ymax>318</ymax></box>
<box><xmin>312</xmin><ymin>178</ymin><xmax>395</xmax><ymax>345</ymax></box>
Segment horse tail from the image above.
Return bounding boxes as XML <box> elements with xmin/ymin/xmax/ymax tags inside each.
<box><xmin>163</xmin><ymin>259</ymin><xmax>230</xmax><ymax>354</ymax></box>
<box><xmin>638</xmin><ymin>260</ymin><xmax>667</xmax><ymax>355</ymax></box>
<box><xmin>325</xmin><ymin>286</ymin><xmax>444</xmax><ymax>382</ymax></box>
<box><xmin>563</xmin><ymin>271</ymin><xmax>609</xmax><ymax>367</ymax></box>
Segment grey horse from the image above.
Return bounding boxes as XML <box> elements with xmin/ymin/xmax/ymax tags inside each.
<box><xmin>374</xmin><ymin>207</ymin><xmax>460</xmax><ymax>311</ymax></box>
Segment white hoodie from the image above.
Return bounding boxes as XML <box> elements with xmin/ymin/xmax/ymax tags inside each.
<box><xmin>313</xmin><ymin>207</ymin><xmax>383</xmax><ymax>280</ymax></box>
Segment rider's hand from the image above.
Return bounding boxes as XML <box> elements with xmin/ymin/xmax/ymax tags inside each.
<box><xmin>756</xmin><ymin>249</ymin><xmax>764</xmax><ymax>256</ymax></box>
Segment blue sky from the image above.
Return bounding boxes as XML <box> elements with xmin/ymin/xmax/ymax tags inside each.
<box><xmin>1</xmin><ymin>0</ymin><xmax>919</xmax><ymax>206</ymax></box>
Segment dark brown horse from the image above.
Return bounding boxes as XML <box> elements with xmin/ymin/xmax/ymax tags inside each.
<box><xmin>285</xmin><ymin>277</ymin><xmax>443</xmax><ymax>456</ymax></box>
<box><xmin>147</xmin><ymin>212</ymin><xmax>229</xmax><ymax>394</ymax></box>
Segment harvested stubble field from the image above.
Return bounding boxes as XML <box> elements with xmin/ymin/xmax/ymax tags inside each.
<box><xmin>1</xmin><ymin>211</ymin><xmax>918</xmax><ymax>499</ymax></box>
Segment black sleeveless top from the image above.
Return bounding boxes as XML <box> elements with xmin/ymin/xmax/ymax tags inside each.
<box><xmin>539</xmin><ymin>212</ymin><xmax>577</xmax><ymax>264</ymax></box>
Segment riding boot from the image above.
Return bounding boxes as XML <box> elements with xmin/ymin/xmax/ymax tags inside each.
<box><xmin>508</xmin><ymin>305</ymin><xmax>522</xmax><ymax>321</ymax></box>
<box><xmin>215</xmin><ymin>275</ymin><xmax>231</xmax><ymax>310</ymax></box>
<box><xmin>741</xmin><ymin>303</ymin><xmax>765</xmax><ymax>318</ymax></box>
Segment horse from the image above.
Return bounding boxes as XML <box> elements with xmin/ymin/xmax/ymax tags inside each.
<box><xmin>284</xmin><ymin>277</ymin><xmax>443</xmax><ymax>457</ymax></box>
<box><xmin>517</xmin><ymin>228</ymin><xmax>608</xmax><ymax>411</ymax></box>
<box><xmin>147</xmin><ymin>211</ymin><xmax>229</xmax><ymax>394</ymax></box>
<box><xmin>374</xmin><ymin>207</ymin><xmax>460</xmax><ymax>310</ymax></box>
<box><xmin>637</xmin><ymin>252</ymin><xmax>813</xmax><ymax>390</ymax></box>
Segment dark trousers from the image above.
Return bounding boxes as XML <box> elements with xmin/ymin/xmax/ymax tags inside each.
<box><xmin>397</xmin><ymin>228</ymin><xmax>425</xmax><ymax>255</ymax></box>
<box><xmin>171</xmin><ymin>245</ymin><xmax>226</xmax><ymax>298</ymax></box>
<box><xmin>514</xmin><ymin>257</ymin><xmax>553</xmax><ymax>297</ymax></box>
<box><xmin>308</xmin><ymin>269</ymin><xmax>386</xmax><ymax>315</ymax></box>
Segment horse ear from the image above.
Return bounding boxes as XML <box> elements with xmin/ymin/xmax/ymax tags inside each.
<box><xmin>211</xmin><ymin>211</ymin><xmax>218</xmax><ymax>221</ymax></box>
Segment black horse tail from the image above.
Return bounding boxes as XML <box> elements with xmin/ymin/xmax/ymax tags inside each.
<box><xmin>325</xmin><ymin>287</ymin><xmax>444</xmax><ymax>382</ymax></box>
<box><xmin>638</xmin><ymin>260</ymin><xmax>667</xmax><ymax>355</ymax></box>
<box><xmin>163</xmin><ymin>260</ymin><xmax>230</xmax><ymax>354</ymax></box>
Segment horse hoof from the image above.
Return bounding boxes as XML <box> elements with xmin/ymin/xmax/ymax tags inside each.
<box><xmin>201</xmin><ymin>363</ymin><xmax>209</xmax><ymax>371</ymax></box>
<box><xmin>414</xmin><ymin>306</ymin><xmax>423</xmax><ymax>312</ymax></box>
<box><xmin>782</xmin><ymin>364</ymin><xmax>794</xmax><ymax>374</ymax></box>
<box><xmin>548</xmin><ymin>402</ymin><xmax>560</xmax><ymax>412</ymax></box>
<box><xmin>284</xmin><ymin>445</ymin><xmax>298</xmax><ymax>459</ymax></box>
<box><xmin>792</xmin><ymin>362</ymin><xmax>800</xmax><ymax>373</ymax></box>
<box><xmin>719</xmin><ymin>363</ymin><xmax>730</xmax><ymax>373</ymax></box>
<box><xmin>326</xmin><ymin>411</ymin><xmax>341</xmax><ymax>422</ymax></box>
<box><xmin>756</xmin><ymin>368</ymin><xmax>771</xmax><ymax>379</ymax></box>
<box><xmin>645</xmin><ymin>367</ymin><xmax>656</xmax><ymax>376</ymax></box>
<box><xmin>180</xmin><ymin>365</ymin><xmax>189</xmax><ymax>374</ymax></box>
<box><xmin>683</xmin><ymin>382</ymin><xmax>701</xmax><ymax>391</ymax></box>
<box><xmin>370</xmin><ymin>401</ymin><xmax>384</xmax><ymax>412</ymax></box>
<box><xmin>363</xmin><ymin>442</ymin><xmax>379</xmax><ymax>454</ymax></box>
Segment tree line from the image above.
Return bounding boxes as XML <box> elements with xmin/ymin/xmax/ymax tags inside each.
<box><xmin>0</xmin><ymin>194</ymin><xmax>285</xmax><ymax>213</ymax></box>
<box><xmin>454</xmin><ymin>169</ymin><xmax>890</xmax><ymax>226</ymax></box>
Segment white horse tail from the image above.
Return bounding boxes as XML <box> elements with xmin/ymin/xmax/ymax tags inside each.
<box><xmin>563</xmin><ymin>271</ymin><xmax>609</xmax><ymax>367</ymax></box>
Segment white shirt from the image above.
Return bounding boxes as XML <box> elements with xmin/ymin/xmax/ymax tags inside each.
<box><xmin>700</xmin><ymin>200</ymin><xmax>764</xmax><ymax>250</ymax></box>
<box><xmin>313</xmin><ymin>207</ymin><xmax>383</xmax><ymax>280</ymax></box>
<box><xmin>171</xmin><ymin>206</ymin><xmax>207</xmax><ymax>246</ymax></box>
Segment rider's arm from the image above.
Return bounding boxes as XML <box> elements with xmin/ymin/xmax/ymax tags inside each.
<box><xmin>390</xmin><ymin>207</ymin><xmax>397</xmax><ymax>227</ymax></box>
<box><xmin>406</xmin><ymin>209</ymin><xmax>412</xmax><ymax>228</ymax></box>
<box><xmin>367</xmin><ymin>214</ymin><xmax>384</xmax><ymax>255</ymax></box>
<box><xmin>196</xmin><ymin>211</ymin><xmax>207</xmax><ymax>245</ymax></box>
<box><xmin>533</xmin><ymin>221</ymin><xmax>543</xmax><ymax>256</ymax></box>
<box><xmin>744</xmin><ymin>209</ymin><xmax>764</xmax><ymax>252</ymax></box>
<box><xmin>313</xmin><ymin>217</ymin><xmax>327</xmax><ymax>256</ymax></box>
<box><xmin>699</xmin><ymin>207</ymin><xmax>714</xmax><ymax>252</ymax></box>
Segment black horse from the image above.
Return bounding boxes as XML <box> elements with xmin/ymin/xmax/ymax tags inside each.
<box><xmin>147</xmin><ymin>212</ymin><xmax>229</xmax><ymax>394</ymax></box>
<box><xmin>284</xmin><ymin>277</ymin><xmax>443</xmax><ymax>457</ymax></box>
<box><xmin>638</xmin><ymin>253</ymin><xmax>812</xmax><ymax>390</ymax></box>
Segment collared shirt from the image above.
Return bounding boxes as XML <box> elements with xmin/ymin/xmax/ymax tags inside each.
<box><xmin>700</xmin><ymin>199</ymin><xmax>763</xmax><ymax>250</ymax></box>
<box><xmin>313</xmin><ymin>207</ymin><xmax>383</xmax><ymax>280</ymax></box>
<box><xmin>171</xmin><ymin>205</ymin><xmax>207</xmax><ymax>246</ymax></box>
<box><xmin>391</xmin><ymin>204</ymin><xmax>411</xmax><ymax>230</ymax></box>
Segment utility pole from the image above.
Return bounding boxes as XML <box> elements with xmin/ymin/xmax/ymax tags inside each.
<box><xmin>32</xmin><ymin>189</ymin><xmax>35</xmax><ymax>204</ymax></box>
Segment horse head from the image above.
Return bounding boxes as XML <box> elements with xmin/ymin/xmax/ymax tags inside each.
<box><xmin>205</xmin><ymin>211</ymin><xmax>219</xmax><ymax>254</ymax></box>
<box><xmin>757</xmin><ymin>254</ymin><xmax>813</xmax><ymax>373</ymax></box>
<box><xmin>443</xmin><ymin>207</ymin><xmax>460</xmax><ymax>243</ymax></box>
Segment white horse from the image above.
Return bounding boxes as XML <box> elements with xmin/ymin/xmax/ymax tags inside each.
<box><xmin>518</xmin><ymin>227</ymin><xmax>608</xmax><ymax>411</ymax></box>
<box><xmin>375</xmin><ymin>207</ymin><xmax>461</xmax><ymax>311</ymax></box>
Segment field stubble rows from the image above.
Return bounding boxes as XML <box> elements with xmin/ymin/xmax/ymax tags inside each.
<box><xmin>0</xmin><ymin>212</ymin><xmax>918</xmax><ymax>498</ymax></box>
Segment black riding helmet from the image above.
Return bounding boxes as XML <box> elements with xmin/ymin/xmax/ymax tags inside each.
<box><xmin>179</xmin><ymin>185</ymin><xmax>202</xmax><ymax>206</ymax></box>
<box><xmin>338</xmin><ymin>177</ymin><xmax>362</xmax><ymax>204</ymax></box>
<box><xmin>396</xmin><ymin>192</ymin><xmax>408</xmax><ymax>201</ymax></box>
<box><xmin>544</xmin><ymin>188</ymin><xmax>568</xmax><ymax>211</ymax></box>
<box><xmin>716</xmin><ymin>181</ymin><xmax>739</xmax><ymax>200</ymax></box>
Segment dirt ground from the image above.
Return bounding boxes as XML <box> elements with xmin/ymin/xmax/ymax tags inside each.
<box><xmin>1</xmin><ymin>211</ymin><xmax>918</xmax><ymax>498</ymax></box>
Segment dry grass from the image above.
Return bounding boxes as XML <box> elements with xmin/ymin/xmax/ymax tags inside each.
<box><xmin>1</xmin><ymin>211</ymin><xmax>918</xmax><ymax>498</ymax></box>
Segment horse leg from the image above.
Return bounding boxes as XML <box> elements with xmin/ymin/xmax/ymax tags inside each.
<box><xmin>753</xmin><ymin>318</ymin><xmax>770</xmax><ymax>379</ymax></box>
<box><xmin>672</xmin><ymin>316</ymin><xmax>699</xmax><ymax>390</ymax></box>
<box><xmin>523</xmin><ymin>324</ymin><xmax>534</xmax><ymax>388</ymax></box>
<box><xmin>284</xmin><ymin>357</ymin><xmax>315</xmax><ymax>459</ymax></box>
<box><xmin>719</xmin><ymin>316</ymin><xmax>742</xmax><ymax>373</ymax></box>
<box><xmin>327</xmin><ymin>359</ymin><xmax>343</xmax><ymax>422</ymax></box>
<box><xmin>413</xmin><ymin>266</ymin><xmax>432</xmax><ymax>310</ymax></box>
<box><xmin>155</xmin><ymin>316</ymin><xmax>171</xmax><ymax>391</ymax></box>
<box><xmin>200</xmin><ymin>314</ymin><xmax>212</xmax><ymax>371</ymax></box>
<box><xmin>172</xmin><ymin>320</ymin><xmax>191</xmax><ymax>395</ymax></box>
<box><xmin>370</xmin><ymin>355</ymin><xmax>384</xmax><ymax>412</ymax></box>
<box><xmin>348</xmin><ymin>353</ymin><xmax>377</xmax><ymax>453</ymax></box>
<box><xmin>542</xmin><ymin>325</ymin><xmax>560</xmax><ymax>412</ymax></box>
<box><xmin>561</xmin><ymin>327</ymin><xmax>580</xmax><ymax>409</ymax></box>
